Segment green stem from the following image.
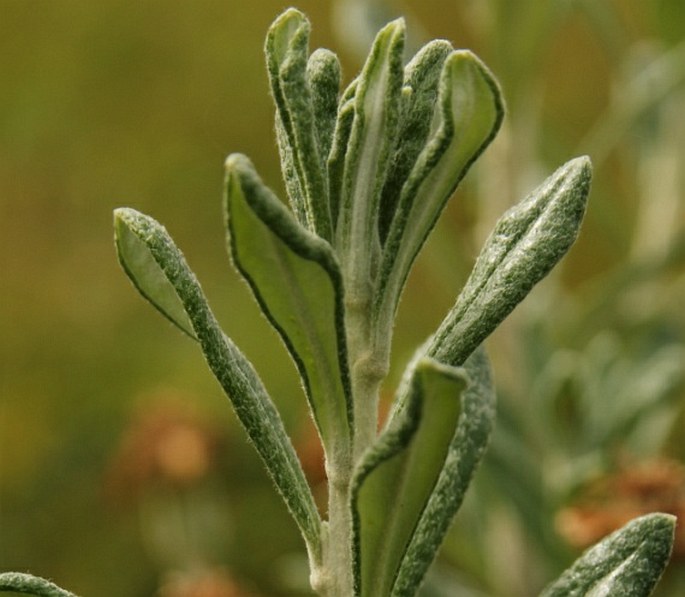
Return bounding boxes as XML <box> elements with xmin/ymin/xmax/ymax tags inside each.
<box><xmin>317</xmin><ymin>292</ymin><xmax>389</xmax><ymax>596</ymax></box>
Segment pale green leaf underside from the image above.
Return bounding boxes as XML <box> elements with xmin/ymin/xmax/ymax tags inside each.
<box><xmin>224</xmin><ymin>153</ymin><xmax>352</xmax><ymax>460</ymax></box>
<box><xmin>113</xmin><ymin>208</ymin><xmax>322</xmax><ymax>560</ymax></box>
<box><xmin>0</xmin><ymin>572</ymin><xmax>77</xmax><ymax>597</ymax></box>
<box><xmin>392</xmin><ymin>347</ymin><xmax>496</xmax><ymax>596</ymax></box>
<box><xmin>352</xmin><ymin>358</ymin><xmax>467</xmax><ymax>597</ymax></box>
<box><xmin>377</xmin><ymin>49</ymin><xmax>504</xmax><ymax>330</ymax></box>
<box><xmin>430</xmin><ymin>156</ymin><xmax>592</xmax><ymax>366</ymax></box>
<box><xmin>115</xmin><ymin>217</ymin><xmax>196</xmax><ymax>339</ymax></box>
<box><xmin>540</xmin><ymin>513</ymin><xmax>675</xmax><ymax>597</ymax></box>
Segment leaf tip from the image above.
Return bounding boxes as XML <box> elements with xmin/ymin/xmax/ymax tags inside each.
<box><xmin>267</xmin><ymin>7</ymin><xmax>310</xmax><ymax>60</ymax></box>
<box><xmin>270</xmin><ymin>6</ymin><xmax>308</xmax><ymax>32</ymax></box>
<box><xmin>569</xmin><ymin>154</ymin><xmax>593</xmax><ymax>186</ymax></box>
<box><xmin>113</xmin><ymin>207</ymin><xmax>145</xmax><ymax>240</ymax></box>
<box><xmin>224</xmin><ymin>152</ymin><xmax>250</xmax><ymax>173</ymax></box>
<box><xmin>374</xmin><ymin>16</ymin><xmax>406</xmax><ymax>48</ymax></box>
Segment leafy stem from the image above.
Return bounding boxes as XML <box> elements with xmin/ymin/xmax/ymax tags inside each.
<box><xmin>109</xmin><ymin>7</ymin><xmax>675</xmax><ymax>597</ymax></box>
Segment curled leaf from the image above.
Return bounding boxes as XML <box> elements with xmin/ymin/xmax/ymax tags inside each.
<box><xmin>392</xmin><ymin>347</ymin><xmax>496</xmax><ymax>595</ymax></box>
<box><xmin>266</xmin><ymin>8</ymin><xmax>331</xmax><ymax>239</ymax></box>
<box><xmin>225</xmin><ymin>153</ymin><xmax>353</xmax><ymax>466</ymax></box>
<box><xmin>376</xmin><ymin>50</ymin><xmax>504</xmax><ymax>335</ymax></box>
<box><xmin>378</xmin><ymin>39</ymin><xmax>453</xmax><ymax>243</ymax></box>
<box><xmin>335</xmin><ymin>17</ymin><xmax>405</xmax><ymax>299</ymax></box>
<box><xmin>352</xmin><ymin>358</ymin><xmax>467</xmax><ymax>596</ymax></box>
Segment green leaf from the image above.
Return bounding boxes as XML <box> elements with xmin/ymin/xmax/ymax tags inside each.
<box><xmin>335</xmin><ymin>17</ymin><xmax>405</xmax><ymax>300</ymax></box>
<box><xmin>113</xmin><ymin>208</ymin><xmax>322</xmax><ymax>561</ymax></box>
<box><xmin>327</xmin><ymin>94</ymin><xmax>356</xmax><ymax>234</ymax></box>
<box><xmin>224</xmin><ymin>153</ymin><xmax>353</xmax><ymax>465</ymax></box>
<box><xmin>378</xmin><ymin>39</ymin><xmax>453</xmax><ymax>243</ymax></box>
<box><xmin>114</xmin><ymin>215</ymin><xmax>196</xmax><ymax>339</ymax></box>
<box><xmin>275</xmin><ymin>114</ymin><xmax>307</xmax><ymax>225</ymax></box>
<box><xmin>307</xmin><ymin>48</ymin><xmax>342</xmax><ymax>167</ymax></box>
<box><xmin>391</xmin><ymin>347</ymin><xmax>496</xmax><ymax>596</ymax></box>
<box><xmin>540</xmin><ymin>513</ymin><xmax>675</xmax><ymax>597</ymax></box>
<box><xmin>352</xmin><ymin>358</ymin><xmax>467</xmax><ymax>597</ymax></box>
<box><xmin>0</xmin><ymin>572</ymin><xmax>77</xmax><ymax>597</ymax></box>
<box><xmin>376</xmin><ymin>50</ymin><xmax>504</xmax><ymax>334</ymax></box>
<box><xmin>430</xmin><ymin>156</ymin><xmax>592</xmax><ymax>367</ymax></box>
<box><xmin>265</xmin><ymin>8</ymin><xmax>331</xmax><ymax>240</ymax></box>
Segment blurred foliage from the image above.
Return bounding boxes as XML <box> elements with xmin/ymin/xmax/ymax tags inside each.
<box><xmin>1</xmin><ymin>1</ymin><xmax>683</xmax><ymax>595</ymax></box>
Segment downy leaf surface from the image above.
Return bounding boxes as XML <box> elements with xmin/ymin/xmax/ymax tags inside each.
<box><xmin>0</xmin><ymin>572</ymin><xmax>77</xmax><ymax>597</ymax></box>
<box><xmin>306</xmin><ymin>48</ymin><xmax>341</xmax><ymax>168</ymax></box>
<box><xmin>113</xmin><ymin>208</ymin><xmax>322</xmax><ymax>560</ymax></box>
<box><xmin>327</xmin><ymin>93</ymin><xmax>356</xmax><ymax>234</ymax></box>
<box><xmin>540</xmin><ymin>513</ymin><xmax>675</xmax><ymax>597</ymax></box>
<box><xmin>430</xmin><ymin>156</ymin><xmax>592</xmax><ymax>367</ymax></box>
<box><xmin>265</xmin><ymin>8</ymin><xmax>331</xmax><ymax>240</ymax></box>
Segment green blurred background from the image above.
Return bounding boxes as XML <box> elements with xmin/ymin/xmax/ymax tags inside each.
<box><xmin>1</xmin><ymin>1</ymin><xmax>684</xmax><ymax>595</ymax></box>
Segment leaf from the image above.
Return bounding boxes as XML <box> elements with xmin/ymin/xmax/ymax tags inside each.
<box><xmin>306</xmin><ymin>48</ymin><xmax>341</xmax><ymax>166</ymax></box>
<box><xmin>392</xmin><ymin>347</ymin><xmax>496</xmax><ymax>596</ymax></box>
<box><xmin>115</xmin><ymin>215</ymin><xmax>196</xmax><ymax>339</ymax></box>
<box><xmin>224</xmin><ymin>153</ymin><xmax>353</xmax><ymax>465</ymax></box>
<box><xmin>352</xmin><ymin>358</ymin><xmax>467</xmax><ymax>597</ymax></box>
<box><xmin>540</xmin><ymin>513</ymin><xmax>675</xmax><ymax>597</ymax></box>
<box><xmin>275</xmin><ymin>115</ymin><xmax>307</xmax><ymax>225</ymax></box>
<box><xmin>429</xmin><ymin>156</ymin><xmax>592</xmax><ymax>367</ymax></box>
<box><xmin>0</xmin><ymin>572</ymin><xmax>77</xmax><ymax>597</ymax></box>
<box><xmin>265</xmin><ymin>8</ymin><xmax>331</xmax><ymax>240</ymax></box>
<box><xmin>376</xmin><ymin>50</ymin><xmax>504</xmax><ymax>335</ymax></box>
<box><xmin>327</xmin><ymin>94</ymin><xmax>356</xmax><ymax>234</ymax></box>
<box><xmin>335</xmin><ymin>17</ymin><xmax>405</xmax><ymax>299</ymax></box>
<box><xmin>113</xmin><ymin>208</ymin><xmax>322</xmax><ymax>561</ymax></box>
<box><xmin>378</xmin><ymin>39</ymin><xmax>453</xmax><ymax>243</ymax></box>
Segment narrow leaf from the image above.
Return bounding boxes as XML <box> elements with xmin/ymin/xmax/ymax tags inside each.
<box><xmin>335</xmin><ymin>18</ymin><xmax>405</xmax><ymax>299</ymax></box>
<box><xmin>392</xmin><ymin>347</ymin><xmax>496</xmax><ymax>596</ymax></box>
<box><xmin>352</xmin><ymin>358</ymin><xmax>467</xmax><ymax>597</ymax></box>
<box><xmin>224</xmin><ymin>153</ymin><xmax>353</xmax><ymax>465</ymax></box>
<box><xmin>265</xmin><ymin>8</ymin><xmax>331</xmax><ymax>239</ymax></box>
<box><xmin>266</xmin><ymin>10</ymin><xmax>307</xmax><ymax>225</ymax></box>
<box><xmin>113</xmin><ymin>208</ymin><xmax>322</xmax><ymax>560</ymax></box>
<box><xmin>115</xmin><ymin>216</ymin><xmax>196</xmax><ymax>339</ymax></box>
<box><xmin>328</xmin><ymin>94</ymin><xmax>356</xmax><ymax>234</ymax></box>
<box><xmin>275</xmin><ymin>115</ymin><xmax>307</xmax><ymax>225</ymax></box>
<box><xmin>430</xmin><ymin>156</ymin><xmax>592</xmax><ymax>367</ymax></box>
<box><xmin>378</xmin><ymin>39</ymin><xmax>453</xmax><ymax>243</ymax></box>
<box><xmin>540</xmin><ymin>513</ymin><xmax>675</xmax><ymax>597</ymax></box>
<box><xmin>0</xmin><ymin>572</ymin><xmax>77</xmax><ymax>597</ymax></box>
<box><xmin>307</xmin><ymin>48</ymin><xmax>341</xmax><ymax>165</ymax></box>
<box><xmin>376</xmin><ymin>50</ymin><xmax>504</xmax><ymax>334</ymax></box>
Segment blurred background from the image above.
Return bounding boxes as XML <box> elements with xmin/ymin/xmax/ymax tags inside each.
<box><xmin>1</xmin><ymin>0</ymin><xmax>683</xmax><ymax>595</ymax></box>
